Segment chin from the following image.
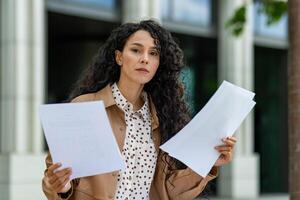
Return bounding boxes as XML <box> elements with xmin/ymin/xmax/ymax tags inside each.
<box><xmin>132</xmin><ymin>77</ymin><xmax>152</xmax><ymax>85</ymax></box>
<box><xmin>136</xmin><ymin>81</ymin><xmax>149</xmax><ymax>85</ymax></box>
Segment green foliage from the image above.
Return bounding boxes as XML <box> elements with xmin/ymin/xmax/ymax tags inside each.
<box><xmin>226</xmin><ymin>0</ymin><xmax>287</xmax><ymax>37</ymax></box>
<box><xmin>226</xmin><ymin>5</ymin><xmax>247</xmax><ymax>36</ymax></box>
<box><xmin>260</xmin><ymin>0</ymin><xmax>287</xmax><ymax>25</ymax></box>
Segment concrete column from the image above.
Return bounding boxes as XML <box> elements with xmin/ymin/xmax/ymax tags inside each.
<box><xmin>122</xmin><ymin>0</ymin><xmax>161</xmax><ymax>23</ymax></box>
<box><xmin>0</xmin><ymin>0</ymin><xmax>46</xmax><ymax>199</ymax></box>
<box><xmin>32</xmin><ymin>0</ymin><xmax>46</xmax><ymax>154</ymax></box>
<box><xmin>217</xmin><ymin>0</ymin><xmax>260</xmax><ymax>198</ymax></box>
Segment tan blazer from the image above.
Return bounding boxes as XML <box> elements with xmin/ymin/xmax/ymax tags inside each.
<box><xmin>42</xmin><ymin>84</ymin><xmax>218</xmax><ymax>200</ymax></box>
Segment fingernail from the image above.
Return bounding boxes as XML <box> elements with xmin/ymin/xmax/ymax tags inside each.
<box><xmin>57</xmin><ymin>163</ymin><xmax>62</xmax><ymax>166</ymax></box>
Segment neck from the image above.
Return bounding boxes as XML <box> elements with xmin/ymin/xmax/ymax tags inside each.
<box><xmin>117</xmin><ymin>79</ymin><xmax>144</xmax><ymax>111</ymax></box>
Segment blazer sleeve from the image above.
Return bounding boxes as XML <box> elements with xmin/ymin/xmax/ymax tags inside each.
<box><xmin>42</xmin><ymin>153</ymin><xmax>79</xmax><ymax>200</ymax></box>
<box><xmin>164</xmin><ymin>155</ymin><xmax>218</xmax><ymax>200</ymax></box>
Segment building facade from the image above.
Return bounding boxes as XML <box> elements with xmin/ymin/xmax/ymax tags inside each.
<box><xmin>0</xmin><ymin>0</ymin><xmax>288</xmax><ymax>199</ymax></box>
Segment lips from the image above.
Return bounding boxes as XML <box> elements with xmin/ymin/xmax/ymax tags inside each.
<box><xmin>136</xmin><ymin>68</ymin><xmax>149</xmax><ymax>73</ymax></box>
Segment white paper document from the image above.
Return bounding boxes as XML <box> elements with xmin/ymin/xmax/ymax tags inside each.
<box><xmin>160</xmin><ymin>80</ymin><xmax>256</xmax><ymax>177</ymax></box>
<box><xmin>40</xmin><ymin>101</ymin><xmax>125</xmax><ymax>180</ymax></box>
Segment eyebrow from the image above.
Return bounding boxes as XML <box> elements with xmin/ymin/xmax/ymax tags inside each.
<box><xmin>130</xmin><ymin>42</ymin><xmax>157</xmax><ymax>50</ymax></box>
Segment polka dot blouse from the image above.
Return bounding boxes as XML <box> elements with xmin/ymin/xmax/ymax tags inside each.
<box><xmin>112</xmin><ymin>83</ymin><xmax>158</xmax><ymax>200</ymax></box>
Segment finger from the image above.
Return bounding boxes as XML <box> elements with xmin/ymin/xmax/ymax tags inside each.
<box><xmin>219</xmin><ymin>150</ymin><xmax>231</xmax><ymax>155</ymax></box>
<box><xmin>48</xmin><ymin>175</ymin><xmax>58</xmax><ymax>185</ymax></box>
<box><xmin>54</xmin><ymin>175</ymin><xmax>71</xmax><ymax>192</ymax></box>
<box><xmin>52</xmin><ymin>172</ymin><xmax>72</xmax><ymax>191</ymax></box>
<box><xmin>215</xmin><ymin>154</ymin><xmax>227</xmax><ymax>166</ymax></box>
<box><xmin>215</xmin><ymin>145</ymin><xmax>232</xmax><ymax>151</ymax></box>
<box><xmin>54</xmin><ymin>167</ymin><xmax>72</xmax><ymax>178</ymax></box>
<box><xmin>215</xmin><ymin>144</ymin><xmax>232</xmax><ymax>148</ymax></box>
<box><xmin>218</xmin><ymin>151</ymin><xmax>231</xmax><ymax>158</ymax></box>
<box><xmin>222</xmin><ymin>138</ymin><xmax>236</xmax><ymax>146</ymax></box>
<box><xmin>219</xmin><ymin>151</ymin><xmax>233</xmax><ymax>161</ymax></box>
<box><xmin>226</xmin><ymin>136</ymin><xmax>237</xmax><ymax>142</ymax></box>
<box><xmin>56</xmin><ymin>177</ymin><xmax>71</xmax><ymax>192</ymax></box>
<box><xmin>49</xmin><ymin>168</ymin><xmax>72</xmax><ymax>185</ymax></box>
<box><xmin>43</xmin><ymin>175</ymin><xmax>54</xmax><ymax>189</ymax></box>
<box><xmin>53</xmin><ymin>177</ymin><xmax>67</xmax><ymax>192</ymax></box>
<box><xmin>47</xmin><ymin>163</ymin><xmax>62</xmax><ymax>176</ymax></box>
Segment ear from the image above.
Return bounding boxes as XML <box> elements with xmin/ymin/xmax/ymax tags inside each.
<box><xmin>115</xmin><ymin>50</ymin><xmax>123</xmax><ymax>66</ymax></box>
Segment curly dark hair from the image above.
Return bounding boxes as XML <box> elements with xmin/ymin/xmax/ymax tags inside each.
<box><xmin>69</xmin><ymin>19</ymin><xmax>190</xmax><ymax>169</ymax></box>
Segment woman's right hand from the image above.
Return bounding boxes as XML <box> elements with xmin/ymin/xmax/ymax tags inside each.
<box><xmin>44</xmin><ymin>163</ymin><xmax>72</xmax><ymax>193</ymax></box>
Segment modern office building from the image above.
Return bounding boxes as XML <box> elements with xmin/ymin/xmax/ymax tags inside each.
<box><xmin>0</xmin><ymin>0</ymin><xmax>288</xmax><ymax>199</ymax></box>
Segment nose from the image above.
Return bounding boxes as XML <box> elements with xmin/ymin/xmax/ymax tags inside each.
<box><xmin>140</xmin><ymin>53</ymin><xmax>149</xmax><ymax>64</ymax></box>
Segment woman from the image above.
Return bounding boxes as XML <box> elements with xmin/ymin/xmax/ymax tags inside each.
<box><xmin>42</xmin><ymin>19</ymin><xmax>237</xmax><ymax>200</ymax></box>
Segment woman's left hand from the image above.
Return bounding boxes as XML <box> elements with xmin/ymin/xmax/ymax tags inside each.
<box><xmin>214</xmin><ymin>136</ymin><xmax>237</xmax><ymax>167</ymax></box>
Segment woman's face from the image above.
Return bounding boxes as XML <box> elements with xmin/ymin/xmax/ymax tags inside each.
<box><xmin>115</xmin><ymin>30</ymin><xmax>160</xmax><ymax>85</ymax></box>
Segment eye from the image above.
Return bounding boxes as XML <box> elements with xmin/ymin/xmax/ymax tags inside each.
<box><xmin>150</xmin><ymin>51</ymin><xmax>159</xmax><ymax>56</ymax></box>
<box><xmin>131</xmin><ymin>48</ymin><xmax>140</xmax><ymax>53</ymax></box>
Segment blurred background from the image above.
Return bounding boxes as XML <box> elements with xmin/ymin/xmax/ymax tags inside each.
<box><xmin>0</xmin><ymin>0</ymin><xmax>289</xmax><ymax>199</ymax></box>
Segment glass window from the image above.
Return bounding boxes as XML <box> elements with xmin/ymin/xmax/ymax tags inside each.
<box><xmin>254</xmin><ymin>46</ymin><xmax>288</xmax><ymax>193</ymax></box>
<box><xmin>254</xmin><ymin>2</ymin><xmax>287</xmax><ymax>39</ymax></box>
<box><xmin>161</xmin><ymin>0</ymin><xmax>171</xmax><ymax>19</ymax></box>
<box><xmin>63</xmin><ymin>0</ymin><xmax>116</xmax><ymax>9</ymax></box>
<box><xmin>161</xmin><ymin>0</ymin><xmax>212</xmax><ymax>27</ymax></box>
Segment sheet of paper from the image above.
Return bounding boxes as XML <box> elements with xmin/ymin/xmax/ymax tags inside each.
<box><xmin>160</xmin><ymin>80</ymin><xmax>256</xmax><ymax>177</ymax></box>
<box><xmin>40</xmin><ymin>101</ymin><xmax>125</xmax><ymax>180</ymax></box>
